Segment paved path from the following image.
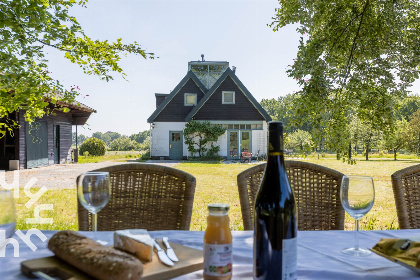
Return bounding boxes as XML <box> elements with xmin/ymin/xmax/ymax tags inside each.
<box><xmin>0</xmin><ymin>161</ymin><xmax>179</xmax><ymax>190</ymax></box>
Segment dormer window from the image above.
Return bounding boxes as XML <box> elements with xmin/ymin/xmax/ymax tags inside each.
<box><xmin>222</xmin><ymin>91</ymin><xmax>235</xmax><ymax>104</ymax></box>
<box><xmin>184</xmin><ymin>93</ymin><xmax>197</xmax><ymax>106</ymax></box>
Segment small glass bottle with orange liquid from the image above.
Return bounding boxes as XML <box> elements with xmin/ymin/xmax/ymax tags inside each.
<box><xmin>203</xmin><ymin>203</ymin><xmax>232</xmax><ymax>280</ymax></box>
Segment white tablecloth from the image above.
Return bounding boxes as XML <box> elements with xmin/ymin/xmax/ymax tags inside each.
<box><xmin>1</xmin><ymin>229</ymin><xmax>420</xmax><ymax>279</ymax></box>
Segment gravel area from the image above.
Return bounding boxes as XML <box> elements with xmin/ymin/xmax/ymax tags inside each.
<box><xmin>1</xmin><ymin>161</ymin><xmax>180</xmax><ymax>190</ymax></box>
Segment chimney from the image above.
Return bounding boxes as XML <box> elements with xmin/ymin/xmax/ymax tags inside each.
<box><xmin>232</xmin><ymin>66</ymin><xmax>236</xmax><ymax>73</ymax></box>
<box><xmin>201</xmin><ymin>54</ymin><xmax>205</xmax><ymax>61</ymax></box>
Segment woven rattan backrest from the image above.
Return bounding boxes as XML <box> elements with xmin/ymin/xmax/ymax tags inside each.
<box><xmin>237</xmin><ymin>161</ymin><xmax>345</xmax><ymax>231</ymax></box>
<box><xmin>77</xmin><ymin>163</ymin><xmax>196</xmax><ymax>231</ymax></box>
<box><xmin>391</xmin><ymin>164</ymin><xmax>420</xmax><ymax>229</ymax></box>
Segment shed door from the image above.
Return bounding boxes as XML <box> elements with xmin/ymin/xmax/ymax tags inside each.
<box><xmin>26</xmin><ymin>121</ymin><xmax>48</xmax><ymax>168</ymax></box>
<box><xmin>53</xmin><ymin>124</ymin><xmax>60</xmax><ymax>164</ymax></box>
<box><xmin>169</xmin><ymin>131</ymin><xmax>183</xmax><ymax>160</ymax></box>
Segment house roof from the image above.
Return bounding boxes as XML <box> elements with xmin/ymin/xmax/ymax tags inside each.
<box><xmin>147</xmin><ymin>71</ymin><xmax>207</xmax><ymax>123</ymax></box>
<box><xmin>185</xmin><ymin>68</ymin><xmax>272</xmax><ymax>122</ymax></box>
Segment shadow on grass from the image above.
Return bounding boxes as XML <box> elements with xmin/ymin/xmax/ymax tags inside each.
<box><xmin>355</xmin><ymin>158</ymin><xmax>420</xmax><ymax>163</ymax></box>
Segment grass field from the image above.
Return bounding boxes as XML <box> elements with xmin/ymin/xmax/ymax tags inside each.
<box><xmin>13</xmin><ymin>154</ymin><xmax>420</xmax><ymax>232</ymax></box>
<box><xmin>77</xmin><ymin>151</ymin><xmax>145</xmax><ymax>164</ymax></box>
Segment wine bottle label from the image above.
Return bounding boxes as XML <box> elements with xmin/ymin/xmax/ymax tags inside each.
<box><xmin>282</xmin><ymin>237</ymin><xmax>297</xmax><ymax>280</ymax></box>
<box><xmin>268</xmin><ymin>152</ymin><xmax>284</xmax><ymax>156</ymax></box>
<box><xmin>203</xmin><ymin>243</ymin><xmax>233</xmax><ymax>277</ymax></box>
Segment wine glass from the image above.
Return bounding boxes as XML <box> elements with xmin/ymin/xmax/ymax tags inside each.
<box><xmin>77</xmin><ymin>172</ymin><xmax>110</xmax><ymax>245</ymax></box>
<box><xmin>0</xmin><ymin>190</ymin><xmax>16</xmax><ymax>248</ymax></box>
<box><xmin>340</xmin><ymin>175</ymin><xmax>375</xmax><ymax>256</ymax></box>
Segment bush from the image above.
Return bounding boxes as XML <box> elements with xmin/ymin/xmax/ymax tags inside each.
<box><xmin>140</xmin><ymin>150</ymin><xmax>150</xmax><ymax>160</ymax></box>
<box><xmin>79</xmin><ymin>137</ymin><xmax>106</xmax><ymax>156</ymax></box>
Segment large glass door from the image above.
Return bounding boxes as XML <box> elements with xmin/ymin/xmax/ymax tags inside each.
<box><xmin>228</xmin><ymin>130</ymin><xmax>251</xmax><ymax>160</ymax></box>
<box><xmin>228</xmin><ymin>131</ymin><xmax>238</xmax><ymax>159</ymax></box>
<box><xmin>241</xmin><ymin>131</ymin><xmax>250</xmax><ymax>152</ymax></box>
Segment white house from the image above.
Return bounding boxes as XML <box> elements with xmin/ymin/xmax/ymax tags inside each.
<box><xmin>147</xmin><ymin>57</ymin><xmax>271</xmax><ymax>160</ymax></box>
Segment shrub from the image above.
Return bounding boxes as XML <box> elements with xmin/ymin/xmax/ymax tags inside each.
<box><xmin>140</xmin><ymin>150</ymin><xmax>150</xmax><ymax>160</ymax></box>
<box><xmin>79</xmin><ymin>137</ymin><xmax>106</xmax><ymax>156</ymax></box>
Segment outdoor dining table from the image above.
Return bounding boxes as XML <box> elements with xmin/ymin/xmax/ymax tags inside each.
<box><xmin>1</xmin><ymin>229</ymin><xmax>420</xmax><ymax>279</ymax></box>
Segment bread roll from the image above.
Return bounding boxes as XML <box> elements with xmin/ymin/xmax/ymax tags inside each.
<box><xmin>48</xmin><ymin>230</ymin><xmax>143</xmax><ymax>280</ymax></box>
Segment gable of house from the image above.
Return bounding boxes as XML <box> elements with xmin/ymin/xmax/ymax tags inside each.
<box><xmin>186</xmin><ymin>68</ymin><xmax>271</xmax><ymax>122</ymax></box>
<box><xmin>191</xmin><ymin>75</ymin><xmax>266</xmax><ymax>121</ymax></box>
<box><xmin>147</xmin><ymin>71</ymin><xmax>207</xmax><ymax>123</ymax></box>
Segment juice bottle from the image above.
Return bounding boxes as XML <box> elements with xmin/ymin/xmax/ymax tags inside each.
<box><xmin>203</xmin><ymin>203</ymin><xmax>232</xmax><ymax>280</ymax></box>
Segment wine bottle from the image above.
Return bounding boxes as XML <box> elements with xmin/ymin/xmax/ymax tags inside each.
<box><xmin>253</xmin><ymin>121</ymin><xmax>297</xmax><ymax>280</ymax></box>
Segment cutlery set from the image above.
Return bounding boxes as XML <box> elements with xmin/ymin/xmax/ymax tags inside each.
<box><xmin>153</xmin><ymin>237</ymin><xmax>179</xmax><ymax>266</ymax></box>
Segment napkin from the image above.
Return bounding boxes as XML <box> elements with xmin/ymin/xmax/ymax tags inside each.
<box><xmin>372</xmin><ymin>238</ymin><xmax>420</xmax><ymax>269</ymax></box>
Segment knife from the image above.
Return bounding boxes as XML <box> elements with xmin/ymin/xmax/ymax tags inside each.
<box><xmin>153</xmin><ymin>239</ymin><xmax>175</xmax><ymax>266</ymax></box>
<box><xmin>162</xmin><ymin>237</ymin><xmax>179</xmax><ymax>262</ymax></box>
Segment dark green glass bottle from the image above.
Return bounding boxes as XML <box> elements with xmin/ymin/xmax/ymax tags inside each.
<box><xmin>253</xmin><ymin>121</ymin><xmax>297</xmax><ymax>280</ymax></box>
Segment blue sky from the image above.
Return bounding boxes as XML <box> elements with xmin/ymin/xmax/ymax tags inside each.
<box><xmin>45</xmin><ymin>0</ymin><xmax>302</xmax><ymax>136</ymax></box>
<box><xmin>46</xmin><ymin>0</ymin><xmax>420</xmax><ymax>137</ymax></box>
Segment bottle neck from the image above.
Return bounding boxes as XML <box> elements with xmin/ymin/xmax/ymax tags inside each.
<box><xmin>267</xmin><ymin>126</ymin><xmax>285</xmax><ymax>164</ymax></box>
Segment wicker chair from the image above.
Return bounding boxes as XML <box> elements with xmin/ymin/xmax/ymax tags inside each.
<box><xmin>237</xmin><ymin>161</ymin><xmax>345</xmax><ymax>231</ymax></box>
<box><xmin>391</xmin><ymin>164</ymin><xmax>420</xmax><ymax>229</ymax></box>
<box><xmin>77</xmin><ymin>163</ymin><xmax>196</xmax><ymax>231</ymax></box>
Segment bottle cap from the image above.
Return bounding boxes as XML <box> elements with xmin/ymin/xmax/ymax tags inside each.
<box><xmin>208</xmin><ymin>203</ymin><xmax>230</xmax><ymax>212</ymax></box>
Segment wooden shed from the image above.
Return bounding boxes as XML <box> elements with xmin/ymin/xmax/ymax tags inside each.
<box><xmin>0</xmin><ymin>101</ymin><xmax>95</xmax><ymax>170</ymax></box>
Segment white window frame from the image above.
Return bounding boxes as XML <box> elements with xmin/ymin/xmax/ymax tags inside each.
<box><xmin>222</xmin><ymin>91</ymin><xmax>235</xmax><ymax>104</ymax></box>
<box><xmin>184</xmin><ymin>93</ymin><xmax>197</xmax><ymax>106</ymax></box>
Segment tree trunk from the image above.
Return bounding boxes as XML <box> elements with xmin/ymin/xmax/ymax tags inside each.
<box><xmin>348</xmin><ymin>143</ymin><xmax>352</xmax><ymax>159</ymax></box>
<box><xmin>394</xmin><ymin>149</ymin><xmax>397</xmax><ymax>161</ymax></box>
<box><xmin>365</xmin><ymin>144</ymin><xmax>369</xmax><ymax>161</ymax></box>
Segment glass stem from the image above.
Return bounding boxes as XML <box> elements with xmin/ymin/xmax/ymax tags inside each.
<box><xmin>93</xmin><ymin>213</ymin><xmax>98</xmax><ymax>240</ymax></box>
<box><xmin>354</xmin><ymin>219</ymin><xmax>360</xmax><ymax>250</ymax></box>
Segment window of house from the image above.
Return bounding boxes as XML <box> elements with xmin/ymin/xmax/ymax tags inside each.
<box><xmin>184</xmin><ymin>93</ymin><xmax>197</xmax><ymax>106</ymax></box>
<box><xmin>222</xmin><ymin>91</ymin><xmax>235</xmax><ymax>104</ymax></box>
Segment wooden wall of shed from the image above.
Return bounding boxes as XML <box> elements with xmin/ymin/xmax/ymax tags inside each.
<box><xmin>193</xmin><ymin>76</ymin><xmax>265</xmax><ymax>121</ymax></box>
<box><xmin>154</xmin><ymin>79</ymin><xmax>205</xmax><ymax>122</ymax></box>
<box><xmin>18</xmin><ymin>110</ymin><xmax>73</xmax><ymax>169</ymax></box>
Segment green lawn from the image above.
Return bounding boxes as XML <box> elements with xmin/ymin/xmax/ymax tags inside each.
<box><xmin>77</xmin><ymin>151</ymin><xmax>145</xmax><ymax>163</ymax></box>
<box><xmin>14</xmin><ymin>155</ymin><xmax>420</xmax><ymax>231</ymax></box>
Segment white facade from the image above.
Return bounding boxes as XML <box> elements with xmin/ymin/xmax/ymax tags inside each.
<box><xmin>150</xmin><ymin>122</ymin><xmax>187</xmax><ymax>158</ymax></box>
<box><xmin>150</xmin><ymin>121</ymin><xmax>268</xmax><ymax>159</ymax></box>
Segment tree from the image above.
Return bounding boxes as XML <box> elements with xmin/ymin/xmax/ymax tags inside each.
<box><xmin>405</xmin><ymin>109</ymin><xmax>420</xmax><ymax>156</ymax></box>
<box><xmin>109</xmin><ymin>137</ymin><xmax>140</xmax><ymax>151</ymax></box>
<box><xmin>270</xmin><ymin>1</ymin><xmax>420</xmax><ymax>157</ymax></box>
<box><xmin>260</xmin><ymin>93</ymin><xmax>311</xmax><ymax>134</ymax></box>
<box><xmin>183</xmin><ymin>121</ymin><xmax>225</xmax><ymax>158</ymax></box>
<box><xmin>130</xmin><ymin>130</ymin><xmax>150</xmax><ymax>144</ymax></box>
<box><xmin>395</xmin><ymin>95</ymin><xmax>420</xmax><ymax>121</ymax></box>
<box><xmin>92</xmin><ymin>131</ymin><xmax>121</xmax><ymax>146</ymax></box>
<box><xmin>355</xmin><ymin>121</ymin><xmax>382</xmax><ymax>161</ymax></box>
<box><xmin>285</xmin><ymin>129</ymin><xmax>313</xmax><ymax>157</ymax></box>
<box><xmin>72</xmin><ymin>132</ymin><xmax>88</xmax><ymax>146</ymax></box>
<box><xmin>383</xmin><ymin>119</ymin><xmax>410</xmax><ymax>160</ymax></box>
<box><xmin>0</xmin><ymin>0</ymin><xmax>154</xmax><ymax>135</ymax></box>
